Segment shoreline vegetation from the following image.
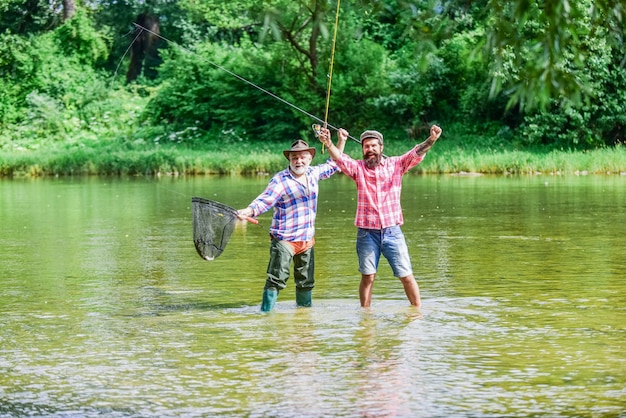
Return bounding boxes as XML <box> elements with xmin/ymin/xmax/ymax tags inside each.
<box><xmin>1</xmin><ymin>132</ymin><xmax>625</xmax><ymax>178</ymax></box>
<box><xmin>4</xmin><ymin>4</ymin><xmax>626</xmax><ymax>181</ymax></box>
<box><xmin>3</xmin><ymin>2</ymin><xmax>626</xmax><ymax>181</ymax></box>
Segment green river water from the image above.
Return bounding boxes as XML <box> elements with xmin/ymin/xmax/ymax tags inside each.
<box><xmin>1</xmin><ymin>174</ymin><xmax>624</xmax><ymax>417</ymax></box>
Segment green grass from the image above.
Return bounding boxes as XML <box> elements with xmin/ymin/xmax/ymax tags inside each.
<box><xmin>1</xmin><ymin>130</ymin><xmax>625</xmax><ymax>178</ymax></box>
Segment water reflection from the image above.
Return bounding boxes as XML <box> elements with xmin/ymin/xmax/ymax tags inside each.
<box><xmin>1</xmin><ymin>175</ymin><xmax>625</xmax><ymax>417</ymax></box>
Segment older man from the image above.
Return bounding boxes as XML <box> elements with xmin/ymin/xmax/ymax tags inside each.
<box><xmin>238</xmin><ymin>137</ymin><xmax>345</xmax><ymax>311</ymax></box>
<box><xmin>318</xmin><ymin>125</ymin><xmax>442</xmax><ymax>308</ymax></box>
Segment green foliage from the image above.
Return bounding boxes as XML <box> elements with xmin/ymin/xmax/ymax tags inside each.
<box><xmin>2</xmin><ymin>0</ymin><xmax>626</xmax><ymax>159</ymax></box>
<box><xmin>0</xmin><ymin>13</ymin><xmax>111</xmax><ymax>128</ymax></box>
<box><xmin>0</xmin><ymin>9</ymin><xmax>153</xmax><ymax>149</ymax></box>
<box><xmin>319</xmin><ymin>38</ymin><xmax>395</xmax><ymax>131</ymax></box>
<box><xmin>93</xmin><ymin>0</ymin><xmax>189</xmax><ymax>74</ymax></box>
<box><xmin>0</xmin><ymin>0</ymin><xmax>57</xmax><ymax>34</ymax></box>
<box><xmin>437</xmin><ymin>27</ymin><xmax>508</xmax><ymax>123</ymax></box>
<box><xmin>144</xmin><ymin>40</ymin><xmax>301</xmax><ymax>142</ymax></box>
<box><xmin>55</xmin><ymin>10</ymin><xmax>110</xmax><ymax>66</ymax></box>
<box><xmin>0</xmin><ymin>32</ymin><xmax>38</xmax><ymax>124</ymax></box>
<box><xmin>518</xmin><ymin>27</ymin><xmax>626</xmax><ymax>147</ymax></box>
<box><xmin>178</xmin><ymin>0</ymin><xmax>258</xmax><ymax>30</ymax></box>
<box><xmin>483</xmin><ymin>0</ymin><xmax>626</xmax><ymax>111</ymax></box>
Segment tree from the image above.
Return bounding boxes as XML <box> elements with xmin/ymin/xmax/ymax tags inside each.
<box><xmin>0</xmin><ymin>0</ymin><xmax>60</xmax><ymax>34</ymax></box>
<box><xmin>63</xmin><ymin>0</ymin><xmax>76</xmax><ymax>21</ymax></box>
<box><xmin>126</xmin><ymin>12</ymin><xmax>161</xmax><ymax>82</ymax></box>
<box><xmin>257</xmin><ymin>0</ymin><xmax>334</xmax><ymax>91</ymax></box>
<box><xmin>401</xmin><ymin>0</ymin><xmax>626</xmax><ymax>112</ymax></box>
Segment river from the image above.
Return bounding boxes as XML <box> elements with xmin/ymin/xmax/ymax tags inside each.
<box><xmin>1</xmin><ymin>174</ymin><xmax>624</xmax><ymax>417</ymax></box>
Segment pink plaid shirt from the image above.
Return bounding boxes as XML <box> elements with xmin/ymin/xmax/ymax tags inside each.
<box><xmin>335</xmin><ymin>148</ymin><xmax>425</xmax><ymax>229</ymax></box>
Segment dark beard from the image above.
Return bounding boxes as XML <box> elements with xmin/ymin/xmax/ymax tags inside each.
<box><xmin>364</xmin><ymin>153</ymin><xmax>381</xmax><ymax>169</ymax></box>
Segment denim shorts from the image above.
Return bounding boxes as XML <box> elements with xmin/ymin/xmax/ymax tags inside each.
<box><xmin>356</xmin><ymin>226</ymin><xmax>413</xmax><ymax>277</ymax></box>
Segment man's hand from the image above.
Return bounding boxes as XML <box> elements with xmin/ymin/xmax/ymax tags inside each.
<box><xmin>319</xmin><ymin>127</ymin><xmax>345</xmax><ymax>161</ymax></box>
<box><xmin>430</xmin><ymin>125</ymin><xmax>442</xmax><ymax>140</ymax></box>
<box><xmin>415</xmin><ymin>124</ymin><xmax>442</xmax><ymax>156</ymax></box>
<box><xmin>237</xmin><ymin>207</ymin><xmax>253</xmax><ymax>220</ymax></box>
<box><xmin>336</xmin><ymin>128</ymin><xmax>349</xmax><ymax>153</ymax></box>
<box><xmin>337</xmin><ymin>128</ymin><xmax>349</xmax><ymax>143</ymax></box>
<box><xmin>319</xmin><ymin>127</ymin><xmax>332</xmax><ymax>148</ymax></box>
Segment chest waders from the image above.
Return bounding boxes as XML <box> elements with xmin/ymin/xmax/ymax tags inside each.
<box><xmin>261</xmin><ymin>238</ymin><xmax>315</xmax><ymax>312</ymax></box>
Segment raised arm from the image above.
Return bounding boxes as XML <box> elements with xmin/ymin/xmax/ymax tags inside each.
<box><xmin>335</xmin><ymin>128</ymin><xmax>347</xmax><ymax>154</ymax></box>
<box><xmin>414</xmin><ymin>125</ymin><xmax>442</xmax><ymax>156</ymax></box>
<box><xmin>318</xmin><ymin>127</ymin><xmax>348</xmax><ymax>161</ymax></box>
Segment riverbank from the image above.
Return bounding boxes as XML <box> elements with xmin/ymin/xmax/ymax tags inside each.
<box><xmin>1</xmin><ymin>134</ymin><xmax>625</xmax><ymax>177</ymax></box>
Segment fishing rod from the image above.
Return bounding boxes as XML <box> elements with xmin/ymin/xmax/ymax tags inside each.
<box><xmin>128</xmin><ymin>22</ymin><xmax>368</xmax><ymax>150</ymax></box>
<box><xmin>321</xmin><ymin>0</ymin><xmax>341</xmax><ymax>154</ymax></box>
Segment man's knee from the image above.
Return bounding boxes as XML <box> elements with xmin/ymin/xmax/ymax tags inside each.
<box><xmin>399</xmin><ymin>274</ymin><xmax>415</xmax><ymax>285</ymax></box>
<box><xmin>361</xmin><ymin>274</ymin><xmax>376</xmax><ymax>284</ymax></box>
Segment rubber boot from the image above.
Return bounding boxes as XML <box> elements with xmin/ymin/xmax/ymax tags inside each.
<box><xmin>295</xmin><ymin>289</ymin><xmax>312</xmax><ymax>307</ymax></box>
<box><xmin>261</xmin><ymin>288</ymin><xmax>278</xmax><ymax>312</ymax></box>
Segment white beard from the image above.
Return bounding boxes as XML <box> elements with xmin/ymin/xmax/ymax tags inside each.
<box><xmin>290</xmin><ymin>164</ymin><xmax>307</xmax><ymax>176</ymax></box>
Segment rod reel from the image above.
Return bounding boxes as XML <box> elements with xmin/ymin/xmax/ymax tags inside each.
<box><xmin>311</xmin><ymin>124</ymin><xmax>323</xmax><ymax>138</ymax></box>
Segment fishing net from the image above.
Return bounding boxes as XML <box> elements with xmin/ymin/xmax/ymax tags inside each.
<box><xmin>192</xmin><ymin>197</ymin><xmax>239</xmax><ymax>261</ymax></box>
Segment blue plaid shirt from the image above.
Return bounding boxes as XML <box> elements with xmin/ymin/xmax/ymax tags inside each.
<box><xmin>248</xmin><ymin>160</ymin><xmax>339</xmax><ymax>242</ymax></box>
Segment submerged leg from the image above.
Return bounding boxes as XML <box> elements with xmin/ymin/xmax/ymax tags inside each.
<box><xmin>399</xmin><ymin>275</ymin><xmax>421</xmax><ymax>308</ymax></box>
<box><xmin>261</xmin><ymin>239</ymin><xmax>294</xmax><ymax>312</ymax></box>
<box><xmin>295</xmin><ymin>289</ymin><xmax>312</xmax><ymax>307</ymax></box>
<box><xmin>261</xmin><ymin>287</ymin><xmax>278</xmax><ymax>312</ymax></box>
<box><xmin>294</xmin><ymin>247</ymin><xmax>314</xmax><ymax>307</ymax></box>
<box><xmin>359</xmin><ymin>274</ymin><xmax>376</xmax><ymax>308</ymax></box>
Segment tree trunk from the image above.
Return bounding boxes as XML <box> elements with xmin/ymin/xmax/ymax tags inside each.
<box><xmin>63</xmin><ymin>0</ymin><xmax>76</xmax><ymax>21</ymax></box>
<box><xmin>126</xmin><ymin>13</ymin><xmax>161</xmax><ymax>83</ymax></box>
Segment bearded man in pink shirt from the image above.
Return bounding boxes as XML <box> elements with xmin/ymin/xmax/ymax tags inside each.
<box><xmin>318</xmin><ymin>125</ymin><xmax>442</xmax><ymax>308</ymax></box>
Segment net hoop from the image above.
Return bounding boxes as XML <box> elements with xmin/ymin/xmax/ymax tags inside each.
<box><xmin>191</xmin><ymin>197</ymin><xmax>239</xmax><ymax>261</ymax></box>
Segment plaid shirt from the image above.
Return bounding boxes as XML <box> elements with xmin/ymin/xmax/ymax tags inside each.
<box><xmin>248</xmin><ymin>160</ymin><xmax>339</xmax><ymax>242</ymax></box>
<box><xmin>335</xmin><ymin>148</ymin><xmax>425</xmax><ymax>229</ymax></box>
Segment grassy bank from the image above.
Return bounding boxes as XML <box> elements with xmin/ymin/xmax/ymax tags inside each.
<box><xmin>1</xmin><ymin>131</ymin><xmax>626</xmax><ymax>178</ymax></box>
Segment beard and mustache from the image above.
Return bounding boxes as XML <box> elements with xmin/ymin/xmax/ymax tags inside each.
<box><xmin>290</xmin><ymin>162</ymin><xmax>308</xmax><ymax>176</ymax></box>
<box><xmin>364</xmin><ymin>151</ymin><xmax>382</xmax><ymax>169</ymax></box>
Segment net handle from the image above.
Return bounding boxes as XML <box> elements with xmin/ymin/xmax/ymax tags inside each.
<box><xmin>243</xmin><ymin>215</ymin><xmax>258</xmax><ymax>224</ymax></box>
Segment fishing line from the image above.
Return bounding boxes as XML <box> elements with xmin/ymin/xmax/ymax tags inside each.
<box><xmin>112</xmin><ymin>27</ymin><xmax>145</xmax><ymax>84</ymax></box>
<box><xmin>127</xmin><ymin>22</ymin><xmax>367</xmax><ymax>149</ymax></box>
